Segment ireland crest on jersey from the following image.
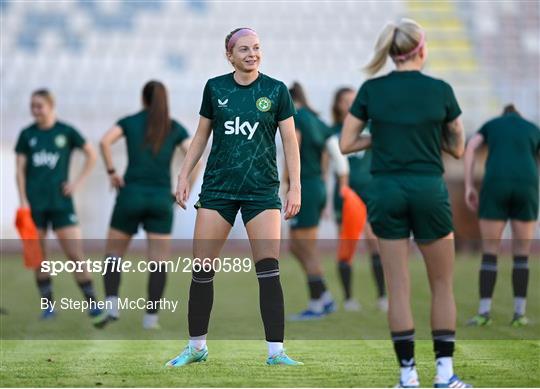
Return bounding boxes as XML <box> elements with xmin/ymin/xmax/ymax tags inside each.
<box><xmin>256</xmin><ymin>97</ymin><xmax>271</xmax><ymax>112</ymax></box>
<box><xmin>55</xmin><ymin>134</ymin><xmax>67</xmax><ymax>148</ymax></box>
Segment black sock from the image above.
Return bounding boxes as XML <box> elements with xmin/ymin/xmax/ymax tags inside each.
<box><xmin>147</xmin><ymin>267</ymin><xmax>167</xmax><ymax>314</ymax></box>
<box><xmin>432</xmin><ymin>329</ymin><xmax>455</xmax><ymax>359</ymax></box>
<box><xmin>479</xmin><ymin>253</ymin><xmax>497</xmax><ymax>299</ymax></box>
<box><xmin>104</xmin><ymin>254</ymin><xmax>121</xmax><ymax>297</ymax></box>
<box><xmin>307</xmin><ymin>275</ymin><xmax>326</xmax><ymax>300</ymax></box>
<box><xmin>391</xmin><ymin>329</ymin><xmax>415</xmax><ymax>368</ymax></box>
<box><xmin>338</xmin><ymin>262</ymin><xmax>352</xmax><ymax>299</ymax></box>
<box><xmin>37</xmin><ymin>277</ymin><xmax>53</xmax><ymax>309</ymax></box>
<box><xmin>256</xmin><ymin>258</ymin><xmax>284</xmax><ymax>342</ymax></box>
<box><xmin>371</xmin><ymin>254</ymin><xmax>386</xmax><ymax>297</ymax></box>
<box><xmin>188</xmin><ymin>267</ymin><xmax>214</xmax><ymax>337</ymax></box>
<box><xmin>77</xmin><ymin>280</ymin><xmax>96</xmax><ymax>303</ymax></box>
<box><xmin>512</xmin><ymin>256</ymin><xmax>529</xmax><ymax>298</ymax></box>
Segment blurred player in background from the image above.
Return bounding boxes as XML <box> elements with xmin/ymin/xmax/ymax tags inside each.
<box><xmin>15</xmin><ymin>89</ymin><xmax>99</xmax><ymax>319</ymax></box>
<box><xmin>166</xmin><ymin>28</ymin><xmax>302</xmax><ymax>366</ymax></box>
<box><xmin>464</xmin><ymin>104</ymin><xmax>540</xmax><ymax>327</ymax></box>
<box><xmin>331</xmin><ymin>87</ymin><xmax>387</xmax><ymax>312</ymax></box>
<box><xmin>341</xmin><ymin>19</ymin><xmax>470</xmax><ymax>388</ymax></box>
<box><xmin>94</xmin><ymin>80</ymin><xmax>193</xmax><ymax>330</ymax></box>
<box><xmin>287</xmin><ymin>82</ymin><xmax>350</xmax><ymax>320</ymax></box>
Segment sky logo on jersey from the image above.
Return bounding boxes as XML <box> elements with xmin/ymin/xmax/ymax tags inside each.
<box><xmin>224</xmin><ymin>117</ymin><xmax>259</xmax><ymax>140</ymax></box>
<box><xmin>32</xmin><ymin>150</ymin><xmax>60</xmax><ymax>169</ymax></box>
<box><xmin>218</xmin><ymin>98</ymin><xmax>228</xmax><ymax>108</ymax></box>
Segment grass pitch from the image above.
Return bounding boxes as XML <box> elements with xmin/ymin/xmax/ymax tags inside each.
<box><xmin>1</xmin><ymin>252</ymin><xmax>539</xmax><ymax>387</ymax></box>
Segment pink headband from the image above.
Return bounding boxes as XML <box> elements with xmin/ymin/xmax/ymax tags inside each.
<box><xmin>392</xmin><ymin>31</ymin><xmax>425</xmax><ymax>61</ymax></box>
<box><xmin>227</xmin><ymin>28</ymin><xmax>258</xmax><ymax>52</ymax></box>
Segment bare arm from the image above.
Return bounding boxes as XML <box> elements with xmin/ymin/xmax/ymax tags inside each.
<box><xmin>99</xmin><ymin>125</ymin><xmax>124</xmax><ymax>189</ymax></box>
<box><xmin>442</xmin><ymin>116</ymin><xmax>465</xmax><ymax>159</ymax></box>
<box><xmin>463</xmin><ymin>133</ymin><xmax>484</xmax><ymax>211</ymax></box>
<box><xmin>179</xmin><ymin>138</ymin><xmax>200</xmax><ymax>192</ymax></box>
<box><xmin>464</xmin><ymin>133</ymin><xmax>484</xmax><ymax>190</ymax></box>
<box><xmin>15</xmin><ymin>154</ymin><xmax>29</xmax><ymax>207</ymax></box>
<box><xmin>339</xmin><ymin>113</ymin><xmax>370</xmax><ymax>154</ymax></box>
<box><xmin>321</xmin><ymin>150</ymin><xmax>330</xmax><ymax>178</ymax></box>
<box><xmin>282</xmin><ymin>129</ymin><xmax>301</xmax><ymax>191</ymax></box>
<box><xmin>175</xmin><ymin>116</ymin><xmax>212</xmax><ymax>209</ymax></box>
<box><xmin>279</xmin><ymin>117</ymin><xmax>301</xmax><ymax>220</ymax></box>
<box><xmin>64</xmin><ymin>142</ymin><xmax>97</xmax><ymax>195</ymax></box>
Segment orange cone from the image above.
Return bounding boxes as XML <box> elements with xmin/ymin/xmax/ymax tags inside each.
<box><xmin>337</xmin><ymin>186</ymin><xmax>367</xmax><ymax>264</ymax></box>
<box><xmin>15</xmin><ymin>208</ymin><xmax>43</xmax><ymax>269</ymax></box>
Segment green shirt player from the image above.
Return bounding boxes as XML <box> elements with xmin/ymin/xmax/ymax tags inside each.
<box><xmin>330</xmin><ymin>87</ymin><xmax>387</xmax><ymax>313</ymax></box>
<box><xmin>340</xmin><ymin>19</ymin><xmax>470</xmax><ymax>388</ymax></box>
<box><xmin>286</xmin><ymin>82</ymin><xmax>349</xmax><ymax>321</ymax></box>
<box><xmin>94</xmin><ymin>81</ymin><xmax>193</xmax><ymax>330</ymax></box>
<box><xmin>166</xmin><ymin>28</ymin><xmax>302</xmax><ymax>367</ymax></box>
<box><xmin>14</xmin><ymin>89</ymin><xmax>100</xmax><ymax>320</ymax></box>
<box><xmin>464</xmin><ymin>104</ymin><xmax>540</xmax><ymax>328</ymax></box>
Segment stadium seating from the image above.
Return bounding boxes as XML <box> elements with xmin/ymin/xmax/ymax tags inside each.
<box><xmin>1</xmin><ymin>0</ymin><xmax>538</xmax><ymax>239</ymax></box>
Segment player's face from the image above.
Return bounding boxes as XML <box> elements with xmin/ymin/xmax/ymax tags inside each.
<box><xmin>228</xmin><ymin>35</ymin><xmax>261</xmax><ymax>73</ymax></box>
<box><xmin>338</xmin><ymin>91</ymin><xmax>356</xmax><ymax>116</ymax></box>
<box><xmin>30</xmin><ymin>96</ymin><xmax>53</xmax><ymax>124</ymax></box>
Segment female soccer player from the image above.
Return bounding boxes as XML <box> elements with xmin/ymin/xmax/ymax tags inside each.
<box><xmin>15</xmin><ymin>89</ymin><xmax>99</xmax><ymax>319</ymax></box>
<box><xmin>94</xmin><ymin>80</ymin><xmax>193</xmax><ymax>330</ymax></box>
<box><xmin>165</xmin><ymin>28</ymin><xmax>302</xmax><ymax>366</ymax></box>
<box><xmin>331</xmin><ymin>87</ymin><xmax>387</xmax><ymax>312</ymax></box>
<box><xmin>287</xmin><ymin>82</ymin><xmax>350</xmax><ymax>320</ymax></box>
<box><xmin>340</xmin><ymin>19</ymin><xmax>470</xmax><ymax>388</ymax></box>
<box><xmin>464</xmin><ymin>104</ymin><xmax>539</xmax><ymax>327</ymax></box>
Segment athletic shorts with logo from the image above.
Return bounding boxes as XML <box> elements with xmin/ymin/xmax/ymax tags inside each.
<box><xmin>194</xmin><ymin>195</ymin><xmax>281</xmax><ymax>226</ymax></box>
<box><xmin>31</xmin><ymin>201</ymin><xmax>78</xmax><ymax>230</ymax></box>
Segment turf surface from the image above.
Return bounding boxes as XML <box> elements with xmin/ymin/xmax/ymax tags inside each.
<box><xmin>1</xmin><ymin>252</ymin><xmax>539</xmax><ymax>386</ymax></box>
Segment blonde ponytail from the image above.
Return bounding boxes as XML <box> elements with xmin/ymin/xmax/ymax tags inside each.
<box><xmin>364</xmin><ymin>19</ymin><xmax>425</xmax><ymax>77</ymax></box>
<box><xmin>364</xmin><ymin>22</ymin><xmax>397</xmax><ymax>76</ymax></box>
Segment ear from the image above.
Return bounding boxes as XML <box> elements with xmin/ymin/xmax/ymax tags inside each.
<box><xmin>419</xmin><ymin>43</ymin><xmax>428</xmax><ymax>59</ymax></box>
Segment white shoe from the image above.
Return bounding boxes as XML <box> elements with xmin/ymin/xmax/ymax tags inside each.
<box><xmin>142</xmin><ymin>313</ymin><xmax>160</xmax><ymax>330</ymax></box>
<box><xmin>378</xmin><ymin>297</ymin><xmax>388</xmax><ymax>312</ymax></box>
<box><xmin>343</xmin><ymin>298</ymin><xmax>361</xmax><ymax>312</ymax></box>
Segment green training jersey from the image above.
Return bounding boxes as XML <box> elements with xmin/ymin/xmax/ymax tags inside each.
<box><xmin>478</xmin><ymin>112</ymin><xmax>540</xmax><ymax>184</ymax></box>
<box><xmin>333</xmin><ymin>123</ymin><xmax>372</xmax><ymax>189</ymax></box>
<box><xmin>350</xmin><ymin>70</ymin><xmax>462</xmax><ymax>176</ymax></box>
<box><xmin>117</xmin><ymin>110</ymin><xmax>189</xmax><ymax>189</ymax></box>
<box><xmin>15</xmin><ymin>121</ymin><xmax>86</xmax><ymax>210</ymax></box>
<box><xmin>199</xmin><ymin>72</ymin><xmax>295</xmax><ymax>200</ymax></box>
<box><xmin>295</xmin><ymin>107</ymin><xmax>334</xmax><ymax>180</ymax></box>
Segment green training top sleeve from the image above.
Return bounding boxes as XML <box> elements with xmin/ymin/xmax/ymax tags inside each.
<box><xmin>14</xmin><ymin>130</ymin><xmax>29</xmax><ymax>154</ymax></box>
<box><xmin>477</xmin><ymin>122</ymin><xmax>489</xmax><ymax>142</ymax></box>
<box><xmin>116</xmin><ymin>116</ymin><xmax>129</xmax><ymax>136</ymax></box>
<box><xmin>276</xmin><ymin>82</ymin><xmax>296</xmax><ymax>122</ymax></box>
<box><xmin>68</xmin><ymin>126</ymin><xmax>86</xmax><ymax>149</ymax></box>
<box><xmin>444</xmin><ymin>82</ymin><xmax>462</xmax><ymax>122</ymax></box>
<box><xmin>535</xmin><ymin>126</ymin><xmax>540</xmax><ymax>154</ymax></box>
<box><xmin>349</xmin><ymin>82</ymin><xmax>369</xmax><ymax>121</ymax></box>
<box><xmin>173</xmin><ymin>120</ymin><xmax>190</xmax><ymax>145</ymax></box>
<box><xmin>199</xmin><ymin>81</ymin><xmax>214</xmax><ymax>120</ymax></box>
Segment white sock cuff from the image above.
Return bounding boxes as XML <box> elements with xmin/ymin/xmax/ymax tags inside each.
<box><xmin>267</xmin><ymin>341</ymin><xmax>284</xmax><ymax>357</ymax></box>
